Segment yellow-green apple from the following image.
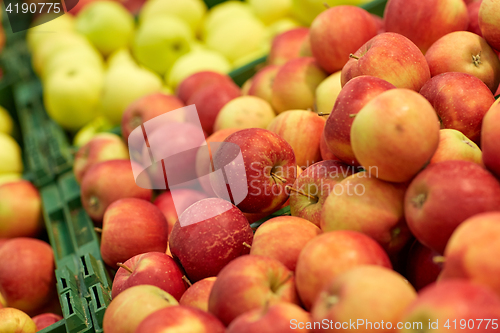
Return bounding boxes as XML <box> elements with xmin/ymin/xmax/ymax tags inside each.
<box><xmin>153</xmin><ymin>190</ymin><xmax>208</xmax><ymax>236</ymax></box>
<box><xmin>479</xmin><ymin>0</ymin><xmax>500</xmax><ymax>51</ymax></box>
<box><xmin>295</xmin><ymin>230</ymin><xmax>392</xmax><ymax>309</ymax></box>
<box><xmin>169</xmin><ymin>198</ymin><xmax>253</xmax><ymax>282</ymax></box>
<box><xmin>26</xmin><ymin>13</ymin><xmax>75</xmax><ymax>52</ymax></box>
<box><xmin>73</xmin><ymin>133</ymin><xmax>129</xmax><ymax>184</ymax></box>
<box><xmin>315</xmin><ymin>71</ymin><xmax>343</xmax><ymax>115</ymax></box>
<box><xmin>425</xmin><ymin>31</ymin><xmax>500</xmax><ymax>92</ymax></box>
<box><xmin>112</xmin><ymin>252</ymin><xmax>187</xmax><ymax>300</ymax></box>
<box><xmin>0</xmin><ymin>174</ymin><xmax>21</xmax><ymax>186</ymax></box>
<box><xmin>32</xmin><ymin>313</ymin><xmax>63</xmax><ymax>331</ymax></box>
<box><xmin>81</xmin><ymin>160</ymin><xmax>152</xmax><ymax>221</ymax></box>
<box><xmin>321</xmin><ymin>171</ymin><xmax>412</xmax><ymax>256</ymax></box>
<box><xmin>139</xmin><ymin>0</ymin><xmax>207</xmax><ymax>33</ymax></box>
<box><xmin>429</xmin><ymin>129</ymin><xmax>483</xmax><ymax>166</ymax></box>
<box><xmin>310</xmin><ymin>6</ymin><xmax>378</xmax><ymax>74</ymax></box>
<box><xmin>195</xmin><ymin>128</ymin><xmax>240</xmax><ymax>196</ymax></box>
<box><xmin>0</xmin><ymin>106</ymin><xmax>13</xmax><ymax>135</ymax></box>
<box><xmin>0</xmin><ymin>180</ymin><xmax>42</xmax><ymax>238</ymax></box>
<box><xmin>404</xmin><ymin>160</ymin><xmax>500</xmax><ymax>254</ymax></box>
<box><xmin>75</xmin><ymin>1</ymin><xmax>134</xmax><ymax>56</ymax></box>
<box><xmin>179</xmin><ymin>277</ymin><xmax>216</xmax><ymax>312</ymax></box>
<box><xmin>187</xmin><ymin>82</ymin><xmax>241</xmax><ymax>135</ymax></box>
<box><xmin>482</xmin><ymin>101</ymin><xmax>500</xmax><ymax>177</ymax></box>
<box><xmin>228</xmin><ymin>303</ymin><xmax>312</xmax><ymax>333</ymax></box>
<box><xmin>248</xmin><ymin>0</ymin><xmax>291</xmax><ymax>25</ymax></box>
<box><xmin>136</xmin><ymin>305</ymin><xmax>225</xmax><ymax>333</ymax></box>
<box><xmin>72</xmin><ymin>116</ymin><xmax>115</xmax><ymax>148</ymax></box>
<box><xmin>271</xmin><ymin>57</ymin><xmax>327</xmax><ymax>113</ymax></box>
<box><xmin>208</xmin><ymin>255</ymin><xmax>300</xmax><ymax>326</ymax></box>
<box><xmin>177</xmin><ymin>71</ymin><xmax>237</xmax><ymax>104</ymax></box>
<box><xmin>290</xmin><ymin>160</ymin><xmax>353</xmax><ymax>226</ymax></box>
<box><xmin>420</xmin><ymin>72</ymin><xmax>495</xmax><ymax>142</ymax></box>
<box><xmin>468</xmin><ymin>0</ymin><xmax>483</xmax><ymax>36</ymax></box>
<box><xmin>103</xmin><ymin>285</ymin><xmax>178</xmax><ymax>333</ymax></box>
<box><xmin>101</xmin><ymin>198</ymin><xmax>169</xmax><ymax>269</ymax></box>
<box><xmin>0</xmin><ymin>133</ymin><xmax>22</xmax><ymax>175</ymax></box>
<box><xmin>213</xmin><ymin>129</ymin><xmax>296</xmax><ymax>214</ymax></box>
<box><xmin>250</xmin><ymin>216</ymin><xmax>321</xmax><ymax>271</ymax></box>
<box><xmin>248</xmin><ymin>65</ymin><xmax>281</xmax><ymax>105</ymax></box>
<box><xmin>439</xmin><ymin>212</ymin><xmax>500</xmax><ymax>296</ymax></box>
<box><xmin>384</xmin><ymin>0</ymin><xmax>468</xmax><ymax>54</ymax></box>
<box><xmin>324</xmin><ymin>75</ymin><xmax>396</xmax><ymax>166</ymax></box>
<box><xmin>351</xmin><ymin>89</ymin><xmax>440</xmax><ymax>183</ymax></box>
<box><xmin>399</xmin><ymin>280</ymin><xmax>500</xmax><ymax>333</ymax></box>
<box><xmin>121</xmin><ymin>93</ymin><xmax>185</xmax><ymax>144</ymax></box>
<box><xmin>405</xmin><ymin>241</ymin><xmax>443</xmax><ymax>291</ymax></box>
<box><xmin>0</xmin><ymin>238</ymin><xmax>55</xmax><ymax>315</ymax></box>
<box><xmin>290</xmin><ymin>0</ymin><xmax>374</xmax><ymax>26</ymax></box>
<box><xmin>214</xmin><ymin>96</ymin><xmax>276</xmax><ymax>132</ymax></box>
<box><xmin>267</xmin><ymin>28</ymin><xmax>309</xmax><ymax>66</ymax></box>
<box><xmin>311</xmin><ymin>266</ymin><xmax>417</xmax><ymax>333</ymax></box>
<box><xmin>320</xmin><ymin>132</ymin><xmax>341</xmax><ymax>161</ymax></box>
<box><xmin>0</xmin><ymin>308</ymin><xmax>37</xmax><ymax>333</ymax></box>
<box><xmin>267</xmin><ymin>110</ymin><xmax>325</xmax><ymax>169</ymax></box>
<box><xmin>342</xmin><ymin>33</ymin><xmax>431</xmax><ymax>91</ymax></box>
<box><xmin>202</xmin><ymin>1</ymin><xmax>253</xmax><ymax>37</ymax></box>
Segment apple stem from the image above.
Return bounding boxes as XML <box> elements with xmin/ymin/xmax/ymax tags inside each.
<box><xmin>433</xmin><ymin>256</ymin><xmax>446</xmax><ymax>264</ymax></box>
<box><xmin>318</xmin><ymin>112</ymin><xmax>330</xmax><ymax>116</ymax></box>
<box><xmin>349</xmin><ymin>114</ymin><xmax>357</xmax><ymax>118</ymax></box>
<box><xmin>273</xmin><ymin>272</ymin><xmax>293</xmax><ymax>292</ymax></box>
<box><xmin>349</xmin><ymin>54</ymin><xmax>360</xmax><ymax>60</ymax></box>
<box><xmin>243</xmin><ymin>242</ymin><xmax>252</xmax><ymax>249</ymax></box>
<box><xmin>323</xmin><ymin>2</ymin><xmax>330</xmax><ymax>8</ymax></box>
<box><xmin>117</xmin><ymin>263</ymin><xmax>133</xmax><ymax>274</ymax></box>
<box><xmin>94</xmin><ymin>227</ymin><xmax>102</xmax><ymax>233</ymax></box>
<box><xmin>182</xmin><ymin>275</ymin><xmax>193</xmax><ymax>287</ymax></box>
<box><xmin>285</xmin><ymin>185</ymin><xmax>319</xmax><ymax>202</ymax></box>
<box><xmin>270</xmin><ymin>172</ymin><xmax>287</xmax><ymax>183</ymax></box>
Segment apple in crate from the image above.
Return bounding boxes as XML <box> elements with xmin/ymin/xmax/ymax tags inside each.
<box><xmin>0</xmin><ymin>308</ymin><xmax>37</xmax><ymax>333</ymax></box>
<box><xmin>482</xmin><ymin>100</ymin><xmax>500</xmax><ymax>177</ymax></box>
<box><xmin>81</xmin><ymin>159</ymin><xmax>152</xmax><ymax>221</ymax></box>
<box><xmin>425</xmin><ymin>31</ymin><xmax>500</xmax><ymax>93</ymax></box>
<box><xmin>311</xmin><ymin>266</ymin><xmax>417</xmax><ymax>332</ymax></box>
<box><xmin>103</xmin><ymin>285</ymin><xmax>178</xmax><ymax>333</ymax></box>
<box><xmin>169</xmin><ymin>198</ymin><xmax>253</xmax><ymax>282</ymax></box>
<box><xmin>405</xmin><ymin>241</ymin><xmax>443</xmax><ymax>291</ymax></box>
<box><xmin>136</xmin><ymin>305</ymin><xmax>225</xmax><ymax>333</ymax></box>
<box><xmin>176</xmin><ymin>71</ymin><xmax>236</xmax><ymax>104</ymax></box>
<box><xmin>73</xmin><ymin>133</ymin><xmax>129</xmax><ymax>183</ymax></box>
<box><xmin>405</xmin><ymin>160</ymin><xmax>500</xmax><ymax>254</ymax></box>
<box><xmin>342</xmin><ymin>33</ymin><xmax>431</xmax><ymax>91</ymax></box>
<box><xmin>112</xmin><ymin>252</ymin><xmax>187</xmax><ymax>301</ymax></box>
<box><xmin>0</xmin><ymin>180</ymin><xmax>42</xmax><ymax>238</ymax></box>
<box><xmin>227</xmin><ymin>303</ymin><xmax>312</xmax><ymax>333</ymax></box>
<box><xmin>268</xmin><ymin>28</ymin><xmax>309</xmax><ymax>66</ymax></box>
<box><xmin>208</xmin><ymin>255</ymin><xmax>300</xmax><ymax>326</ymax></box>
<box><xmin>101</xmin><ymin>198</ymin><xmax>169</xmax><ymax>269</ymax></box>
<box><xmin>429</xmin><ymin>129</ymin><xmax>483</xmax><ymax>166</ymax></box>
<box><xmin>247</xmin><ymin>65</ymin><xmax>281</xmax><ymax>105</ymax></box>
<box><xmin>179</xmin><ymin>277</ymin><xmax>216</xmax><ymax>312</ymax></box>
<box><xmin>420</xmin><ymin>72</ymin><xmax>495</xmax><ymax>143</ymax></box>
<box><xmin>0</xmin><ymin>238</ymin><xmax>56</xmax><ymax>315</ymax></box>
<box><xmin>250</xmin><ymin>216</ymin><xmax>321</xmax><ymax>271</ymax></box>
<box><xmin>295</xmin><ymin>230</ymin><xmax>392</xmax><ymax>310</ymax></box>
<box><xmin>479</xmin><ymin>0</ymin><xmax>500</xmax><ymax>51</ymax></box>
<box><xmin>32</xmin><ymin>313</ymin><xmax>63</xmax><ymax>331</ymax></box>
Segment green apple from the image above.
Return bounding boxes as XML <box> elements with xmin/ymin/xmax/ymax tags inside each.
<box><xmin>315</xmin><ymin>71</ymin><xmax>343</xmax><ymax>115</ymax></box>
<box><xmin>72</xmin><ymin>116</ymin><xmax>115</xmax><ymax>147</ymax></box>
<box><xmin>44</xmin><ymin>63</ymin><xmax>104</xmax><ymax>131</ymax></box>
<box><xmin>202</xmin><ymin>1</ymin><xmax>254</xmax><ymax>38</ymax></box>
<box><xmin>232</xmin><ymin>45</ymin><xmax>270</xmax><ymax>69</ymax></box>
<box><xmin>291</xmin><ymin>0</ymin><xmax>373</xmax><ymax>25</ymax></box>
<box><xmin>133</xmin><ymin>16</ymin><xmax>193</xmax><ymax>75</ymax></box>
<box><xmin>166</xmin><ymin>49</ymin><xmax>231</xmax><ymax>89</ymax></box>
<box><xmin>0</xmin><ymin>133</ymin><xmax>23</xmax><ymax>175</ymax></box>
<box><xmin>75</xmin><ymin>1</ymin><xmax>134</xmax><ymax>56</ymax></box>
<box><xmin>27</xmin><ymin>13</ymin><xmax>75</xmax><ymax>52</ymax></box>
<box><xmin>0</xmin><ymin>106</ymin><xmax>13</xmax><ymax>135</ymax></box>
<box><xmin>265</xmin><ymin>17</ymin><xmax>303</xmax><ymax>42</ymax></box>
<box><xmin>0</xmin><ymin>173</ymin><xmax>22</xmax><ymax>186</ymax></box>
<box><xmin>41</xmin><ymin>45</ymin><xmax>104</xmax><ymax>81</ymax></box>
<box><xmin>139</xmin><ymin>0</ymin><xmax>207</xmax><ymax>34</ymax></box>
<box><xmin>249</xmin><ymin>0</ymin><xmax>292</xmax><ymax>25</ymax></box>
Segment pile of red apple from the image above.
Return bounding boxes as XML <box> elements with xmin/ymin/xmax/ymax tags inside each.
<box><xmin>3</xmin><ymin>0</ymin><xmax>500</xmax><ymax>332</ymax></box>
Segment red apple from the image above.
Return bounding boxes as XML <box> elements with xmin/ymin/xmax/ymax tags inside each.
<box><xmin>176</xmin><ymin>71</ymin><xmax>236</xmax><ymax>104</ymax></box>
<box><xmin>429</xmin><ymin>129</ymin><xmax>484</xmax><ymax>166</ymax></box>
<box><xmin>290</xmin><ymin>160</ymin><xmax>353</xmax><ymax>227</ymax></box>
<box><xmin>228</xmin><ymin>303</ymin><xmax>312</xmax><ymax>333</ymax></box>
<box><xmin>319</xmin><ymin>132</ymin><xmax>341</xmax><ymax>161</ymax></box>
<box><xmin>351</xmin><ymin>88</ymin><xmax>440</xmax><ymax>183</ymax></box>
<box><xmin>32</xmin><ymin>313</ymin><xmax>63</xmax><ymax>331</ymax></box>
<box><xmin>73</xmin><ymin>133</ymin><xmax>129</xmax><ymax>183</ymax></box>
<box><xmin>179</xmin><ymin>277</ymin><xmax>216</xmax><ymax>312</ymax></box>
<box><xmin>267</xmin><ymin>110</ymin><xmax>326</xmax><ymax>169</ymax></box>
<box><xmin>310</xmin><ymin>6</ymin><xmax>378</xmax><ymax>74</ymax></box>
<box><xmin>468</xmin><ymin>0</ymin><xmax>483</xmax><ymax>36</ymax></box>
<box><xmin>112</xmin><ymin>252</ymin><xmax>187</xmax><ymax>300</ymax></box>
<box><xmin>271</xmin><ymin>57</ymin><xmax>327</xmax><ymax>114</ymax></box>
<box><xmin>425</xmin><ymin>31</ymin><xmax>500</xmax><ymax>93</ymax></box>
<box><xmin>208</xmin><ymin>255</ymin><xmax>300</xmax><ymax>326</ymax></box>
<box><xmin>0</xmin><ymin>180</ymin><xmax>42</xmax><ymax>239</ymax></box>
<box><xmin>399</xmin><ymin>280</ymin><xmax>500</xmax><ymax>333</ymax></box>
<box><xmin>405</xmin><ymin>241</ymin><xmax>443</xmax><ymax>291</ymax></box>
<box><xmin>384</xmin><ymin>0</ymin><xmax>469</xmax><ymax>54</ymax></box>
<box><xmin>101</xmin><ymin>198</ymin><xmax>169</xmax><ymax>269</ymax></box>
<box><xmin>169</xmin><ymin>198</ymin><xmax>253</xmax><ymax>282</ymax></box>
<box><xmin>295</xmin><ymin>230</ymin><xmax>392</xmax><ymax>309</ymax></box>
<box><xmin>371</xmin><ymin>13</ymin><xmax>385</xmax><ymax>34</ymax></box>
<box><xmin>482</xmin><ymin>101</ymin><xmax>500</xmax><ymax>177</ymax></box>
<box><xmin>311</xmin><ymin>266</ymin><xmax>417</xmax><ymax>333</ymax></box>
<box><xmin>0</xmin><ymin>238</ymin><xmax>56</xmax><ymax>315</ymax></box>
<box><xmin>247</xmin><ymin>65</ymin><xmax>280</xmax><ymax>105</ymax></box>
<box><xmin>341</xmin><ymin>33</ymin><xmax>431</xmax><ymax>91</ymax></box>
<box><xmin>479</xmin><ymin>0</ymin><xmax>500</xmax><ymax>51</ymax></box>
<box><xmin>250</xmin><ymin>216</ymin><xmax>321</xmax><ymax>271</ymax></box>
<box><xmin>324</xmin><ymin>75</ymin><xmax>396</xmax><ymax>166</ymax></box>
<box><xmin>420</xmin><ymin>72</ymin><xmax>495</xmax><ymax>142</ymax></box>
<box><xmin>0</xmin><ymin>308</ymin><xmax>37</xmax><ymax>333</ymax></box>
<box><xmin>268</xmin><ymin>28</ymin><xmax>309</xmax><ymax>66</ymax></box>
<box><xmin>404</xmin><ymin>160</ymin><xmax>500</xmax><ymax>254</ymax></box>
